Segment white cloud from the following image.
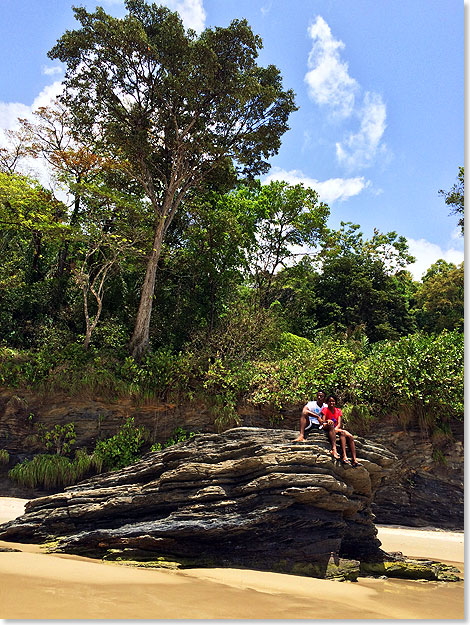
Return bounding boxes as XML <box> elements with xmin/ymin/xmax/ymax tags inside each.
<box><xmin>31</xmin><ymin>81</ymin><xmax>63</xmax><ymax>111</ymax></box>
<box><xmin>0</xmin><ymin>82</ymin><xmax>64</xmax><ymax>190</ymax></box>
<box><xmin>261</xmin><ymin>3</ymin><xmax>273</xmax><ymax>16</ymax></box>
<box><xmin>263</xmin><ymin>167</ymin><xmax>369</xmax><ymax>204</ymax></box>
<box><xmin>0</xmin><ymin>81</ymin><xmax>63</xmax><ymax>133</ymax></box>
<box><xmin>0</xmin><ymin>102</ymin><xmax>31</xmax><ymax>132</ymax></box>
<box><xmin>336</xmin><ymin>91</ymin><xmax>387</xmax><ymax>170</ymax></box>
<box><xmin>305</xmin><ymin>16</ymin><xmax>358</xmax><ymax>119</ymax></box>
<box><xmin>161</xmin><ymin>0</ymin><xmax>206</xmax><ymax>32</ymax></box>
<box><xmin>305</xmin><ymin>16</ymin><xmax>388</xmax><ymax>171</ymax></box>
<box><xmin>42</xmin><ymin>65</ymin><xmax>62</xmax><ymax>76</ymax></box>
<box><xmin>406</xmin><ymin>237</ymin><xmax>464</xmax><ymax>280</ymax></box>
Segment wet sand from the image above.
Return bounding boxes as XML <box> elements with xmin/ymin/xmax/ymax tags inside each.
<box><xmin>0</xmin><ymin>497</ymin><xmax>464</xmax><ymax>619</ymax></box>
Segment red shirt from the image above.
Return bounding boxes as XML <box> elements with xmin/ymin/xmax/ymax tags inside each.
<box><xmin>321</xmin><ymin>406</ymin><xmax>342</xmax><ymax>426</ymax></box>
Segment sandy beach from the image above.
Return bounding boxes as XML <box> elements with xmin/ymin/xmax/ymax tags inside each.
<box><xmin>0</xmin><ymin>497</ymin><xmax>464</xmax><ymax>620</ymax></box>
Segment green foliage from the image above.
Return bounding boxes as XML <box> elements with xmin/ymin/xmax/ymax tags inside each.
<box><xmin>93</xmin><ymin>416</ymin><xmax>146</xmax><ymax>470</ymax></box>
<box><xmin>151</xmin><ymin>427</ymin><xmax>196</xmax><ymax>451</ymax></box>
<box><xmin>439</xmin><ymin>166</ymin><xmax>464</xmax><ymax>235</ymax></box>
<box><xmin>49</xmin><ymin>1</ymin><xmax>297</xmax><ymax>359</ymax></box>
<box><xmin>357</xmin><ymin>330</ymin><xmax>464</xmax><ymax>426</ymax></box>
<box><xmin>341</xmin><ymin>404</ymin><xmax>373</xmax><ymax>435</ymax></box>
<box><xmin>247</xmin><ymin>334</ymin><xmax>360</xmax><ymax>410</ymax></box>
<box><xmin>414</xmin><ymin>261</ymin><xmax>464</xmax><ymax>332</ymax></box>
<box><xmin>37</xmin><ymin>422</ymin><xmax>76</xmax><ymax>456</ymax></box>
<box><xmin>8</xmin><ymin>449</ymin><xmax>100</xmax><ymax>489</ymax></box>
<box><xmin>0</xmin><ymin>449</ymin><xmax>9</xmax><ymax>465</ymax></box>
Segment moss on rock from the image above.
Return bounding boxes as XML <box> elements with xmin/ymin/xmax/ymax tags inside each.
<box><xmin>360</xmin><ymin>559</ymin><xmax>462</xmax><ymax>581</ymax></box>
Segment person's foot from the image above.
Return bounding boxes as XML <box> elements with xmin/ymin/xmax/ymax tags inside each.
<box><xmin>293</xmin><ymin>435</ymin><xmax>304</xmax><ymax>442</ymax></box>
<box><xmin>351</xmin><ymin>460</ymin><xmax>362</xmax><ymax>467</ymax></box>
<box><xmin>330</xmin><ymin>450</ymin><xmax>340</xmax><ymax>460</ymax></box>
<box><xmin>341</xmin><ymin>457</ymin><xmax>351</xmax><ymax>465</ymax></box>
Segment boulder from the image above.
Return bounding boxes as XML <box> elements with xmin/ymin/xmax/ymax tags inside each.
<box><xmin>0</xmin><ymin>427</ymin><xmax>460</xmax><ymax>581</ymax></box>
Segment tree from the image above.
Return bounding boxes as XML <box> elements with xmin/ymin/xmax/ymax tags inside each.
<box><xmin>243</xmin><ymin>181</ymin><xmax>329</xmax><ymax>304</ymax></box>
<box><xmin>49</xmin><ymin>0</ymin><xmax>297</xmax><ymax>359</ymax></box>
<box><xmin>414</xmin><ymin>260</ymin><xmax>464</xmax><ymax>332</ymax></box>
<box><xmin>0</xmin><ymin>172</ymin><xmax>68</xmax><ymax>286</ymax></box>
<box><xmin>311</xmin><ymin>252</ymin><xmax>416</xmax><ymax>341</ymax></box>
<box><xmin>18</xmin><ymin>103</ymin><xmax>124</xmax><ymax>278</ymax></box>
<box><xmin>271</xmin><ymin>222</ymin><xmax>416</xmax><ymax>341</ymax></box>
<box><xmin>439</xmin><ymin>166</ymin><xmax>464</xmax><ymax>235</ymax></box>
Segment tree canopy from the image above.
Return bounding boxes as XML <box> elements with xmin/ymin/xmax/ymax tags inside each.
<box><xmin>49</xmin><ymin>0</ymin><xmax>297</xmax><ymax>358</ymax></box>
<box><xmin>439</xmin><ymin>166</ymin><xmax>464</xmax><ymax>235</ymax></box>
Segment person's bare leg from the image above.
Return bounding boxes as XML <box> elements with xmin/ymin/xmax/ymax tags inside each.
<box><xmin>326</xmin><ymin>426</ymin><xmax>340</xmax><ymax>458</ymax></box>
<box><xmin>339</xmin><ymin>432</ymin><xmax>348</xmax><ymax>462</ymax></box>
<box><xmin>346</xmin><ymin>433</ymin><xmax>358</xmax><ymax>464</ymax></box>
<box><xmin>341</xmin><ymin>430</ymin><xmax>359</xmax><ymax>464</ymax></box>
<box><xmin>294</xmin><ymin>414</ymin><xmax>308</xmax><ymax>441</ymax></box>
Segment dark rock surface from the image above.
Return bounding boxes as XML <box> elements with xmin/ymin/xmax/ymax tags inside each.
<box><xmin>369</xmin><ymin>425</ymin><xmax>464</xmax><ymax>529</ymax></box>
<box><xmin>0</xmin><ymin>427</ymin><xmax>461</xmax><ymax>581</ymax></box>
<box><xmin>0</xmin><ymin>427</ymin><xmax>397</xmax><ymax>577</ymax></box>
<box><xmin>0</xmin><ymin>389</ymin><xmax>464</xmax><ymax>529</ymax></box>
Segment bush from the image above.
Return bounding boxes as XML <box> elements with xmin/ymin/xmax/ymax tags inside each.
<box><xmin>37</xmin><ymin>423</ymin><xmax>76</xmax><ymax>455</ymax></box>
<box><xmin>8</xmin><ymin>449</ymin><xmax>100</xmax><ymax>489</ymax></box>
<box><xmin>341</xmin><ymin>404</ymin><xmax>373</xmax><ymax>435</ymax></box>
<box><xmin>0</xmin><ymin>449</ymin><xmax>9</xmax><ymax>465</ymax></box>
<box><xmin>247</xmin><ymin>334</ymin><xmax>360</xmax><ymax>410</ymax></box>
<box><xmin>151</xmin><ymin>427</ymin><xmax>196</xmax><ymax>451</ymax></box>
<box><xmin>93</xmin><ymin>416</ymin><xmax>146</xmax><ymax>470</ymax></box>
<box><xmin>356</xmin><ymin>330</ymin><xmax>464</xmax><ymax>428</ymax></box>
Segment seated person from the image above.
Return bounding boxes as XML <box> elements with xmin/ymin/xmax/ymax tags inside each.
<box><xmin>320</xmin><ymin>395</ymin><xmax>361</xmax><ymax>467</ymax></box>
<box><xmin>294</xmin><ymin>390</ymin><xmax>326</xmax><ymax>442</ymax></box>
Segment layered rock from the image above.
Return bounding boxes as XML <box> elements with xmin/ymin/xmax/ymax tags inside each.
<box><xmin>0</xmin><ymin>390</ymin><xmax>464</xmax><ymax>529</ymax></box>
<box><xmin>370</xmin><ymin>425</ymin><xmax>464</xmax><ymax>529</ymax></box>
<box><xmin>0</xmin><ymin>427</ymin><xmax>461</xmax><ymax>581</ymax></box>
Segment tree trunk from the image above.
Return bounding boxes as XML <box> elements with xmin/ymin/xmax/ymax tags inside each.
<box><xmin>129</xmin><ymin>216</ymin><xmax>166</xmax><ymax>360</ymax></box>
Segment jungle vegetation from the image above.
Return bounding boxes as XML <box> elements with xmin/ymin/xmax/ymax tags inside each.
<box><xmin>0</xmin><ymin>2</ymin><xmax>464</xmax><ymax>486</ymax></box>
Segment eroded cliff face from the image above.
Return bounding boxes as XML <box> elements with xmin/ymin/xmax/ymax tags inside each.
<box><xmin>370</xmin><ymin>425</ymin><xmax>464</xmax><ymax>529</ymax></box>
<box><xmin>0</xmin><ymin>389</ymin><xmax>464</xmax><ymax>529</ymax></box>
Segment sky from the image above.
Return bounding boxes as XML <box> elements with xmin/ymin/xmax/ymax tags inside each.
<box><xmin>0</xmin><ymin>0</ymin><xmax>464</xmax><ymax>279</ymax></box>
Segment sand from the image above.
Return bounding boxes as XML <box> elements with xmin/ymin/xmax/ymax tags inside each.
<box><xmin>0</xmin><ymin>497</ymin><xmax>464</xmax><ymax>620</ymax></box>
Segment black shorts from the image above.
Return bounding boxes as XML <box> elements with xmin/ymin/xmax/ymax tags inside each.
<box><xmin>304</xmin><ymin>423</ymin><xmax>322</xmax><ymax>436</ymax></box>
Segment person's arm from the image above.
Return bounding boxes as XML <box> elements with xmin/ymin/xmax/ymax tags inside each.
<box><xmin>303</xmin><ymin>406</ymin><xmax>315</xmax><ymax>420</ymax></box>
<box><xmin>320</xmin><ymin>407</ymin><xmax>331</xmax><ymax>426</ymax></box>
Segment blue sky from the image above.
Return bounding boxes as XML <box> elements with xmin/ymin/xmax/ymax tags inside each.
<box><xmin>0</xmin><ymin>0</ymin><xmax>464</xmax><ymax>279</ymax></box>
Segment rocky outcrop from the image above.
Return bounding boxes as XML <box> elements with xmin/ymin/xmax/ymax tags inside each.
<box><xmin>0</xmin><ymin>389</ymin><xmax>464</xmax><ymax>529</ymax></box>
<box><xmin>0</xmin><ymin>427</ymin><xmax>460</xmax><ymax>581</ymax></box>
<box><xmin>369</xmin><ymin>425</ymin><xmax>464</xmax><ymax>529</ymax></box>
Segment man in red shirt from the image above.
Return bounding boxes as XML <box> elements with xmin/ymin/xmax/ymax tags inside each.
<box><xmin>320</xmin><ymin>395</ymin><xmax>360</xmax><ymax>466</ymax></box>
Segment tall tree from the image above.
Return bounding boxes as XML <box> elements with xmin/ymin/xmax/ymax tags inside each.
<box><xmin>243</xmin><ymin>181</ymin><xmax>329</xmax><ymax>305</ymax></box>
<box><xmin>414</xmin><ymin>260</ymin><xmax>464</xmax><ymax>332</ymax></box>
<box><xmin>439</xmin><ymin>166</ymin><xmax>464</xmax><ymax>235</ymax></box>
<box><xmin>49</xmin><ymin>0</ymin><xmax>297</xmax><ymax>359</ymax></box>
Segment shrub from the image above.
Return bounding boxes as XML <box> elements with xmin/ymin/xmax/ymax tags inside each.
<box><xmin>0</xmin><ymin>449</ymin><xmax>9</xmax><ymax>465</ymax></box>
<box><xmin>356</xmin><ymin>330</ymin><xmax>464</xmax><ymax>427</ymax></box>
<box><xmin>8</xmin><ymin>449</ymin><xmax>100</xmax><ymax>489</ymax></box>
<box><xmin>93</xmin><ymin>416</ymin><xmax>146</xmax><ymax>470</ymax></box>
<box><xmin>151</xmin><ymin>427</ymin><xmax>196</xmax><ymax>451</ymax></box>
<box><xmin>37</xmin><ymin>422</ymin><xmax>76</xmax><ymax>455</ymax></box>
<box><xmin>341</xmin><ymin>404</ymin><xmax>373</xmax><ymax>435</ymax></box>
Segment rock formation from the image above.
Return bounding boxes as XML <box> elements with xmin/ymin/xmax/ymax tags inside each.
<box><xmin>0</xmin><ymin>390</ymin><xmax>464</xmax><ymax>529</ymax></box>
<box><xmin>0</xmin><ymin>427</ymin><xmax>460</xmax><ymax>581</ymax></box>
